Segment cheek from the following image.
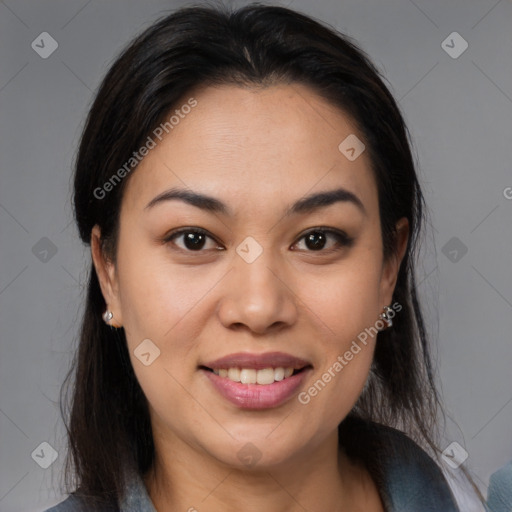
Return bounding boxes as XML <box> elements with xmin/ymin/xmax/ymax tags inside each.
<box><xmin>117</xmin><ymin>239</ymin><xmax>210</xmax><ymax>344</ymax></box>
<box><xmin>299</xmin><ymin>250</ymin><xmax>383</xmax><ymax>346</ymax></box>
<box><xmin>297</xmin><ymin>313</ymin><xmax>376</xmax><ymax>434</ymax></box>
<box><xmin>115</xmin><ymin>240</ymin><xmax>231</xmax><ymax>402</ymax></box>
<box><xmin>294</xmin><ymin>247</ymin><xmax>383</xmax><ymax>424</ymax></box>
<box><xmin>116</xmin><ymin>249</ymin><xmax>214</xmax><ymax>432</ymax></box>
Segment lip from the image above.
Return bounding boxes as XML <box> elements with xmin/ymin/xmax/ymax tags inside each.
<box><xmin>201</xmin><ymin>351</ymin><xmax>312</xmax><ymax>371</ymax></box>
<box><xmin>199</xmin><ymin>351</ymin><xmax>313</xmax><ymax>410</ymax></box>
<box><xmin>201</xmin><ymin>366</ymin><xmax>312</xmax><ymax>409</ymax></box>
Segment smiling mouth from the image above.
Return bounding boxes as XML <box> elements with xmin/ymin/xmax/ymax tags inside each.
<box><xmin>199</xmin><ymin>366</ymin><xmax>310</xmax><ymax>385</ymax></box>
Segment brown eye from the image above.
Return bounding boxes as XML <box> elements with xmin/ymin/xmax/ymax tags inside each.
<box><xmin>164</xmin><ymin>228</ymin><xmax>222</xmax><ymax>252</ymax></box>
<box><xmin>292</xmin><ymin>228</ymin><xmax>354</xmax><ymax>253</ymax></box>
<box><xmin>163</xmin><ymin>226</ymin><xmax>353</xmax><ymax>255</ymax></box>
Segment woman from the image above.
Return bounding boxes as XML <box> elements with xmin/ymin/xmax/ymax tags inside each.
<box><xmin>47</xmin><ymin>3</ymin><xmax>487</xmax><ymax>511</ymax></box>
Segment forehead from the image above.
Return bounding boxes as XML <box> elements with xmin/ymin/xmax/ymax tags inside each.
<box><xmin>121</xmin><ymin>83</ymin><xmax>377</xmax><ymax>217</ymax></box>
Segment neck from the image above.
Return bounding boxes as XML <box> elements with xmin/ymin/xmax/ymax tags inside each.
<box><xmin>144</xmin><ymin>427</ymin><xmax>376</xmax><ymax>512</ymax></box>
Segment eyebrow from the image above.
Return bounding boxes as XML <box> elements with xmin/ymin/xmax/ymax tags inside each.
<box><xmin>144</xmin><ymin>186</ymin><xmax>366</xmax><ymax>217</ymax></box>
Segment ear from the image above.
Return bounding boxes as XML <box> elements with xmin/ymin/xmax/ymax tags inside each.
<box><xmin>90</xmin><ymin>225</ymin><xmax>123</xmax><ymax>327</ymax></box>
<box><xmin>379</xmin><ymin>217</ymin><xmax>409</xmax><ymax>306</ymax></box>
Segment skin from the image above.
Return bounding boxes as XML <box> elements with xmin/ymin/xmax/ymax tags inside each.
<box><xmin>91</xmin><ymin>83</ymin><xmax>408</xmax><ymax>511</ymax></box>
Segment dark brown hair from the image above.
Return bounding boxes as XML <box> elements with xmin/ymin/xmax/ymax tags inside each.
<box><xmin>60</xmin><ymin>1</ymin><xmax>480</xmax><ymax>507</ymax></box>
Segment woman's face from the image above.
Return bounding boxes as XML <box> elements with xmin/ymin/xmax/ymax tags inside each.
<box><xmin>93</xmin><ymin>83</ymin><xmax>407</xmax><ymax>469</ymax></box>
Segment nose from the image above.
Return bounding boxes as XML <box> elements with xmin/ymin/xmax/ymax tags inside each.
<box><xmin>216</xmin><ymin>248</ymin><xmax>299</xmax><ymax>335</ymax></box>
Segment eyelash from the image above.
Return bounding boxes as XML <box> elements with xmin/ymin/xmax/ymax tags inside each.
<box><xmin>163</xmin><ymin>227</ymin><xmax>354</xmax><ymax>255</ymax></box>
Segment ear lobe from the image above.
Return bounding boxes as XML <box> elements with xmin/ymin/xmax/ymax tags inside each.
<box><xmin>90</xmin><ymin>225</ymin><xmax>123</xmax><ymax>324</ymax></box>
<box><xmin>380</xmin><ymin>217</ymin><xmax>409</xmax><ymax>303</ymax></box>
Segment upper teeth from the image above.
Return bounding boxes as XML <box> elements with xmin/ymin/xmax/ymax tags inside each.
<box><xmin>213</xmin><ymin>367</ymin><xmax>295</xmax><ymax>385</ymax></box>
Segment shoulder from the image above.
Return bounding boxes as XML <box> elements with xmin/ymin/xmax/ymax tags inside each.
<box><xmin>43</xmin><ymin>495</ymin><xmax>87</xmax><ymax>512</ymax></box>
<box><xmin>339</xmin><ymin>416</ymin><xmax>460</xmax><ymax>511</ymax></box>
<box><xmin>377</xmin><ymin>425</ymin><xmax>460</xmax><ymax>510</ymax></box>
<box><xmin>43</xmin><ymin>493</ymin><xmax>119</xmax><ymax>512</ymax></box>
<box><xmin>487</xmin><ymin>460</ymin><xmax>512</xmax><ymax>512</ymax></box>
<box><xmin>43</xmin><ymin>462</ymin><xmax>155</xmax><ymax>512</ymax></box>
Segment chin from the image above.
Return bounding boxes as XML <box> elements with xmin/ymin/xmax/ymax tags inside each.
<box><xmin>203</xmin><ymin>431</ymin><xmax>313</xmax><ymax>471</ymax></box>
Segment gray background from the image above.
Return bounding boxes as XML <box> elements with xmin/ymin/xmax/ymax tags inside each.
<box><xmin>0</xmin><ymin>0</ymin><xmax>511</xmax><ymax>510</ymax></box>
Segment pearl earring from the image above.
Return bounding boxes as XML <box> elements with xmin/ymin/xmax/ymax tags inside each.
<box><xmin>102</xmin><ymin>310</ymin><xmax>113</xmax><ymax>323</ymax></box>
<box><xmin>379</xmin><ymin>305</ymin><xmax>394</xmax><ymax>330</ymax></box>
<box><xmin>103</xmin><ymin>309</ymin><xmax>122</xmax><ymax>329</ymax></box>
